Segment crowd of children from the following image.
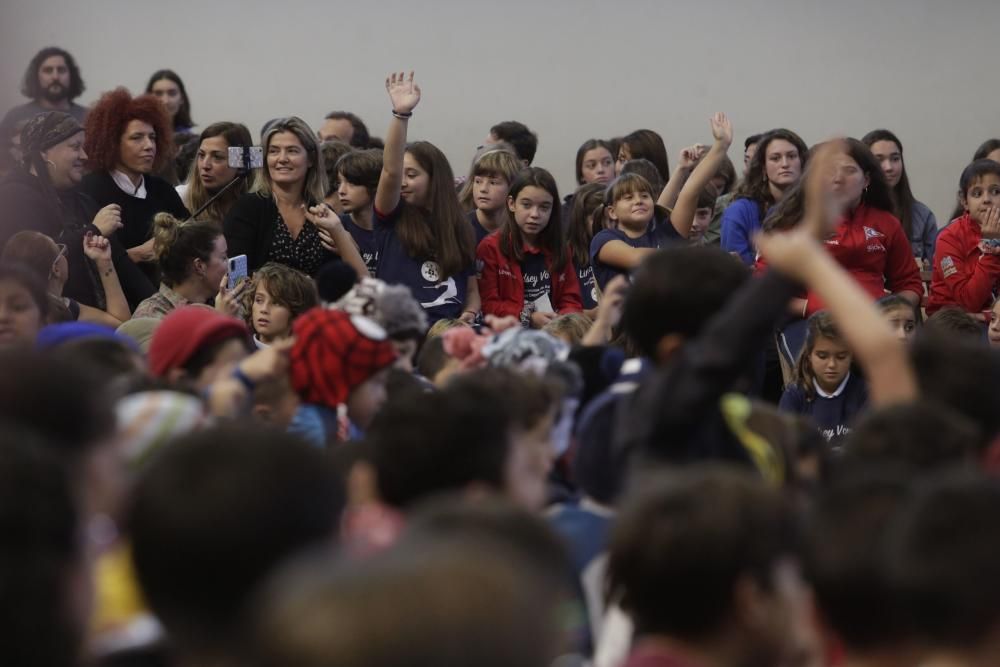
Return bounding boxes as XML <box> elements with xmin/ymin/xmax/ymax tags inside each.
<box><xmin>2</xmin><ymin>47</ymin><xmax>1000</xmax><ymax>667</ymax></box>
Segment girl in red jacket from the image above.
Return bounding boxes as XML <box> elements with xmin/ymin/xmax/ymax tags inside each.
<box><xmin>927</xmin><ymin>159</ymin><xmax>1000</xmax><ymax>318</ymax></box>
<box><xmin>763</xmin><ymin>139</ymin><xmax>922</xmax><ymax>361</ymax></box>
<box><xmin>477</xmin><ymin>167</ymin><xmax>582</xmax><ymax>328</ymax></box>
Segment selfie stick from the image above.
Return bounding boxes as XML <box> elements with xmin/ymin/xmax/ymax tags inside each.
<box><xmin>186</xmin><ymin>147</ymin><xmax>261</xmax><ymax>222</ymax></box>
<box><xmin>187</xmin><ymin>171</ymin><xmax>249</xmax><ymax>222</ymax></box>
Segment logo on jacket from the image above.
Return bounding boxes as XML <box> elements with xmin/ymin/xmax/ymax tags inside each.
<box><xmin>863</xmin><ymin>226</ymin><xmax>885</xmax><ymax>240</ymax></box>
<box><xmin>941</xmin><ymin>255</ymin><xmax>957</xmax><ymax>278</ymax></box>
<box><xmin>421</xmin><ymin>261</ymin><xmax>441</xmax><ymax>282</ymax></box>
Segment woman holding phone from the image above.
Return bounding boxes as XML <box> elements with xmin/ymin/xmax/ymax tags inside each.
<box><xmin>133</xmin><ymin>213</ymin><xmax>242</xmax><ymax>319</ymax></box>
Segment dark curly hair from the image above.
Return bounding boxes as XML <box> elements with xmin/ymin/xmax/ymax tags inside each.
<box><xmin>21</xmin><ymin>47</ymin><xmax>85</xmax><ymax>102</ymax></box>
<box><xmin>84</xmin><ymin>88</ymin><xmax>173</xmax><ymax>172</ymax></box>
<box><xmin>733</xmin><ymin>128</ymin><xmax>809</xmax><ymax>218</ymax></box>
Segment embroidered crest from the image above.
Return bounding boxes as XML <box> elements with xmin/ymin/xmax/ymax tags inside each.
<box><xmin>941</xmin><ymin>255</ymin><xmax>957</xmax><ymax>278</ymax></box>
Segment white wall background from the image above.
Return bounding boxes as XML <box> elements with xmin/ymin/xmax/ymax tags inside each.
<box><xmin>1</xmin><ymin>0</ymin><xmax>997</xmax><ymax>224</ymax></box>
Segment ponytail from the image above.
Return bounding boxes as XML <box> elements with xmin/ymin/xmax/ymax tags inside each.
<box><xmin>153</xmin><ymin>213</ymin><xmax>221</xmax><ymax>287</ymax></box>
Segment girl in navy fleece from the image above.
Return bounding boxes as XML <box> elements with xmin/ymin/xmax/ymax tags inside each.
<box><xmin>372</xmin><ymin>71</ymin><xmax>479</xmax><ymax>325</ymax></box>
<box><xmin>779</xmin><ymin>311</ymin><xmax>868</xmax><ymax>444</ymax></box>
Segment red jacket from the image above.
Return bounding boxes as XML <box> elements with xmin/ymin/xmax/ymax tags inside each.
<box><xmin>927</xmin><ymin>213</ymin><xmax>1000</xmax><ymax>315</ymax></box>
<box><xmin>476</xmin><ymin>232</ymin><xmax>583</xmax><ymax>319</ymax></box>
<box><xmin>754</xmin><ymin>205</ymin><xmax>922</xmax><ymax>316</ymax></box>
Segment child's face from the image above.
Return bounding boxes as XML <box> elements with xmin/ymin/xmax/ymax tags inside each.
<box><xmin>809</xmin><ymin>336</ymin><xmax>852</xmax><ymax>393</ymax></box>
<box><xmin>609</xmin><ymin>189</ymin><xmax>654</xmax><ymax>229</ymax></box>
<box><xmin>504</xmin><ymin>408</ymin><xmax>556</xmax><ymax>511</ymax></box>
<box><xmin>401</xmin><ymin>152</ymin><xmax>430</xmax><ymax>207</ymax></box>
<box><xmin>962</xmin><ymin>173</ymin><xmax>1000</xmax><ymax>225</ymax></box>
<box><xmin>337</xmin><ymin>174</ymin><xmax>372</xmax><ymax>214</ymax></box>
<box><xmin>989</xmin><ymin>301</ymin><xmax>1000</xmax><ymax>348</ymax></box>
<box><xmin>252</xmin><ymin>283</ymin><xmax>293</xmax><ymax>344</ymax></box>
<box><xmin>581</xmin><ymin>147</ymin><xmax>614</xmax><ymax>185</ymax></box>
<box><xmin>347</xmin><ymin>367</ymin><xmax>390</xmax><ymax>430</ymax></box>
<box><xmin>472</xmin><ymin>173</ymin><xmax>509</xmax><ymax>213</ymax></box>
<box><xmin>689</xmin><ymin>207</ymin><xmax>713</xmax><ymax>241</ymax></box>
<box><xmin>508</xmin><ymin>185</ymin><xmax>554</xmax><ymax>243</ymax></box>
<box><xmin>882</xmin><ymin>305</ymin><xmax>917</xmax><ymax>342</ymax></box>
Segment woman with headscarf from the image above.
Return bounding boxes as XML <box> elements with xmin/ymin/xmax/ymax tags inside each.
<box><xmin>0</xmin><ymin>111</ymin><xmax>155</xmax><ymax>309</ymax></box>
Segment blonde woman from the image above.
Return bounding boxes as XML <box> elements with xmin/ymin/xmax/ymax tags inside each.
<box><xmin>223</xmin><ymin>116</ymin><xmax>365</xmax><ymax>278</ymax></box>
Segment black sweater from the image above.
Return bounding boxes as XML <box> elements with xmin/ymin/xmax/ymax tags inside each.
<box><xmin>80</xmin><ymin>170</ymin><xmax>189</xmax><ymax>284</ymax></box>
<box><xmin>223</xmin><ymin>192</ymin><xmax>335</xmax><ymax>276</ymax></box>
<box><xmin>0</xmin><ymin>170</ymin><xmax>155</xmax><ymax>310</ymax></box>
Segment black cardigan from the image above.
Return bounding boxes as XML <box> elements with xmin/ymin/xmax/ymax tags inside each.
<box><xmin>0</xmin><ymin>170</ymin><xmax>155</xmax><ymax>310</ymax></box>
<box><xmin>223</xmin><ymin>192</ymin><xmax>335</xmax><ymax>276</ymax></box>
<box><xmin>80</xmin><ymin>170</ymin><xmax>189</xmax><ymax>284</ymax></box>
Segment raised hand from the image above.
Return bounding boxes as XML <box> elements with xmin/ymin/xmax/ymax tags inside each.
<box><xmin>82</xmin><ymin>231</ymin><xmax>112</xmax><ymax>262</ymax></box>
<box><xmin>980</xmin><ymin>207</ymin><xmax>1000</xmax><ymax>240</ymax></box>
<box><xmin>802</xmin><ymin>138</ymin><xmax>848</xmax><ymax>239</ymax></box>
<box><xmin>678</xmin><ymin>144</ymin><xmax>707</xmax><ymax>170</ymax></box>
<box><xmin>709</xmin><ymin>112</ymin><xmax>733</xmax><ymax>148</ymax></box>
<box><xmin>385</xmin><ymin>71</ymin><xmax>421</xmax><ymax>114</ymax></box>
<box><xmin>92</xmin><ymin>204</ymin><xmax>123</xmax><ymax>237</ymax></box>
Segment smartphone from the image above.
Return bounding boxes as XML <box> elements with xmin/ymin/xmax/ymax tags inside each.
<box><xmin>228</xmin><ymin>146</ymin><xmax>264</xmax><ymax>170</ymax></box>
<box><xmin>228</xmin><ymin>254</ymin><xmax>248</xmax><ymax>290</ymax></box>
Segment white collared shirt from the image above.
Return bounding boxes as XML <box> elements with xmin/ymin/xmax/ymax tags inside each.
<box><xmin>813</xmin><ymin>370</ymin><xmax>851</xmax><ymax>399</ymax></box>
<box><xmin>111</xmin><ymin>169</ymin><xmax>147</xmax><ymax>199</ymax></box>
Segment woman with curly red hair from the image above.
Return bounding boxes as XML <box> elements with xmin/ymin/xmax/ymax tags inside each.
<box><xmin>81</xmin><ymin>88</ymin><xmax>188</xmax><ymax>283</ymax></box>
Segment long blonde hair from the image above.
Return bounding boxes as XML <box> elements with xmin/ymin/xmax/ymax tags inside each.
<box><xmin>254</xmin><ymin>116</ymin><xmax>326</xmax><ymax>204</ymax></box>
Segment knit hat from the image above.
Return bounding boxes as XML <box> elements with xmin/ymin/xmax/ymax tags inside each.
<box><xmin>290</xmin><ymin>308</ymin><xmax>396</xmax><ymax>409</ymax></box>
<box><xmin>116</xmin><ymin>390</ymin><xmax>207</xmax><ymax>471</ymax></box>
<box><xmin>148</xmin><ymin>306</ymin><xmax>249</xmax><ymax>377</ymax></box>
<box><xmin>19</xmin><ymin>111</ymin><xmax>83</xmax><ymax>164</ymax></box>
<box><xmin>36</xmin><ymin>321</ymin><xmax>138</xmax><ymax>351</ymax></box>
<box><xmin>334</xmin><ymin>278</ymin><xmax>428</xmax><ymax>340</ymax></box>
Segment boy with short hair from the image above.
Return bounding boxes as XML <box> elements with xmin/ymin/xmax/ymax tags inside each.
<box><xmin>336</xmin><ymin>149</ymin><xmax>383</xmax><ymax>276</ymax></box>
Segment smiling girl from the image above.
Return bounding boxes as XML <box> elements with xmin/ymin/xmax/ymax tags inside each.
<box><xmin>372</xmin><ymin>71</ymin><xmax>479</xmax><ymax>325</ymax></box>
<box><xmin>477</xmin><ymin>167</ymin><xmax>582</xmax><ymax>327</ymax></box>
